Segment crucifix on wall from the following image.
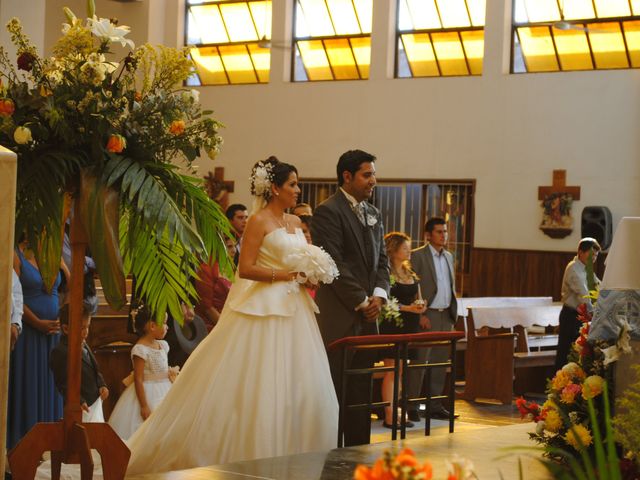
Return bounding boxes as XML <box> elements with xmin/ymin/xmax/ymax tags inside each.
<box><xmin>538</xmin><ymin>169</ymin><xmax>581</xmax><ymax>239</ymax></box>
<box><xmin>204</xmin><ymin>167</ymin><xmax>234</xmax><ymax>211</ymax></box>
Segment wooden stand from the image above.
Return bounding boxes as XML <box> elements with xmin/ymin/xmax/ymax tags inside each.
<box><xmin>8</xmin><ymin>200</ymin><xmax>130</xmax><ymax>479</ymax></box>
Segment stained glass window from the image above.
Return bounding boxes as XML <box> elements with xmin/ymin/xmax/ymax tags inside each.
<box><xmin>293</xmin><ymin>0</ymin><xmax>373</xmax><ymax>81</ymax></box>
<box><xmin>513</xmin><ymin>0</ymin><xmax>640</xmax><ymax>73</ymax></box>
<box><xmin>186</xmin><ymin>0</ymin><xmax>272</xmax><ymax>85</ymax></box>
<box><xmin>397</xmin><ymin>0</ymin><xmax>486</xmax><ymax>78</ymax></box>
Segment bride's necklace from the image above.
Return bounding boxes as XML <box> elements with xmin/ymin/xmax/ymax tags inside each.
<box><xmin>269</xmin><ymin>209</ymin><xmax>289</xmax><ymax>230</ymax></box>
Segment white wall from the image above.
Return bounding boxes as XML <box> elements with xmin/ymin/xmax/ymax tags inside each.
<box><xmin>3</xmin><ymin>0</ymin><xmax>639</xmax><ymax>251</ymax></box>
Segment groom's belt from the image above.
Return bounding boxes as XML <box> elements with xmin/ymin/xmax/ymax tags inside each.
<box><xmin>427</xmin><ymin>307</ymin><xmax>447</xmax><ymax>312</ymax></box>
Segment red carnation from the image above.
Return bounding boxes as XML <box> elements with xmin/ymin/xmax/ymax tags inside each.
<box><xmin>17</xmin><ymin>52</ymin><xmax>35</xmax><ymax>72</ymax></box>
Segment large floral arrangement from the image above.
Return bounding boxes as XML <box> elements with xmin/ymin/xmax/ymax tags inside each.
<box><xmin>353</xmin><ymin>448</ymin><xmax>474</xmax><ymax>480</ymax></box>
<box><xmin>285</xmin><ymin>243</ymin><xmax>339</xmax><ymax>286</ymax></box>
<box><xmin>0</xmin><ymin>2</ymin><xmax>231</xmax><ymax>320</ymax></box>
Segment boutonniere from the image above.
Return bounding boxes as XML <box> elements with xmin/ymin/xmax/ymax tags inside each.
<box><xmin>366</xmin><ymin>213</ymin><xmax>378</xmax><ymax>227</ymax></box>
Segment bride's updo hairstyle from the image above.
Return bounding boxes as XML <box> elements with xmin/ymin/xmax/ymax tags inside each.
<box><xmin>250</xmin><ymin>156</ymin><xmax>298</xmax><ymax>203</ymax></box>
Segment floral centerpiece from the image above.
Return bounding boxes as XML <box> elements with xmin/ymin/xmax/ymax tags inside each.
<box><xmin>354</xmin><ymin>448</ymin><xmax>475</xmax><ymax>480</ymax></box>
<box><xmin>0</xmin><ymin>1</ymin><xmax>231</xmax><ymax>320</ymax></box>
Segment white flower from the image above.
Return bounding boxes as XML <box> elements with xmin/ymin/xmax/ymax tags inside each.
<box><xmin>446</xmin><ymin>455</ymin><xmax>475</xmax><ymax>480</ymax></box>
<box><xmin>536</xmin><ymin>420</ymin><xmax>545</xmax><ymax>435</ymax></box>
<box><xmin>251</xmin><ymin>162</ymin><xmax>273</xmax><ymax>197</ymax></box>
<box><xmin>601</xmin><ymin>344</ymin><xmax>620</xmax><ymax>365</ymax></box>
<box><xmin>87</xmin><ymin>16</ymin><xmax>135</xmax><ymax>49</ymax></box>
<box><xmin>182</xmin><ymin>89</ymin><xmax>200</xmax><ymax>104</ymax></box>
<box><xmin>366</xmin><ymin>213</ymin><xmax>378</xmax><ymax>226</ymax></box>
<box><xmin>14</xmin><ymin>126</ymin><xmax>32</xmax><ymax>144</ymax></box>
<box><xmin>285</xmin><ymin>244</ymin><xmax>339</xmax><ymax>285</ymax></box>
<box><xmin>617</xmin><ymin>318</ymin><xmax>632</xmax><ymax>354</ymax></box>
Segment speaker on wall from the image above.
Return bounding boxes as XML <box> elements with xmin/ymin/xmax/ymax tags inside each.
<box><xmin>581</xmin><ymin>206</ymin><xmax>612</xmax><ymax>250</ymax></box>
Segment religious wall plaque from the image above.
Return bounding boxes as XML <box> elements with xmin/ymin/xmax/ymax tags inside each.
<box><xmin>538</xmin><ymin>170</ymin><xmax>581</xmax><ymax>239</ymax></box>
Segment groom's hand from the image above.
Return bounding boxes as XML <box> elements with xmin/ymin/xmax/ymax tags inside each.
<box><xmin>362</xmin><ymin>296</ymin><xmax>383</xmax><ymax>322</ymax></box>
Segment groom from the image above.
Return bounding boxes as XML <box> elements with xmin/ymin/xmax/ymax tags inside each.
<box><xmin>312</xmin><ymin>149</ymin><xmax>390</xmax><ymax>446</ymax></box>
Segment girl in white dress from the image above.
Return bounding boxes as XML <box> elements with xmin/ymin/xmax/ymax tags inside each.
<box><xmin>108</xmin><ymin>306</ymin><xmax>174</xmax><ymax>440</ymax></box>
<box><xmin>125</xmin><ymin>157</ymin><xmax>339</xmax><ymax>474</ymax></box>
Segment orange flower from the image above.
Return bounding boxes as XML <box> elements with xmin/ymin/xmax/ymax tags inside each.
<box><xmin>106</xmin><ymin>134</ymin><xmax>126</xmax><ymax>153</ymax></box>
<box><xmin>420</xmin><ymin>461</ymin><xmax>434</xmax><ymax>479</ymax></box>
<box><xmin>169</xmin><ymin>119</ymin><xmax>186</xmax><ymax>135</ymax></box>
<box><xmin>0</xmin><ymin>98</ymin><xmax>15</xmax><ymax>116</ymax></box>
<box><xmin>395</xmin><ymin>452</ymin><xmax>419</xmax><ymax>468</ymax></box>
<box><xmin>353</xmin><ymin>465</ymin><xmax>375</xmax><ymax>480</ymax></box>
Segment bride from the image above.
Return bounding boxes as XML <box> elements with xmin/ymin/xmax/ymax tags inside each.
<box><xmin>125</xmin><ymin>157</ymin><xmax>339</xmax><ymax>474</ymax></box>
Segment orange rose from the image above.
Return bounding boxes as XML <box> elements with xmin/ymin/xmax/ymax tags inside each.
<box><xmin>395</xmin><ymin>452</ymin><xmax>418</xmax><ymax>468</ymax></box>
<box><xmin>106</xmin><ymin>134</ymin><xmax>126</xmax><ymax>153</ymax></box>
<box><xmin>0</xmin><ymin>98</ymin><xmax>15</xmax><ymax>116</ymax></box>
<box><xmin>421</xmin><ymin>461</ymin><xmax>434</xmax><ymax>480</ymax></box>
<box><xmin>169</xmin><ymin>119</ymin><xmax>185</xmax><ymax>135</ymax></box>
<box><xmin>353</xmin><ymin>465</ymin><xmax>374</xmax><ymax>480</ymax></box>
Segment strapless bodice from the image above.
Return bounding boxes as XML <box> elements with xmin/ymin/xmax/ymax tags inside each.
<box><xmin>225</xmin><ymin>228</ymin><xmax>315</xmax><ymax>317</ymax></box>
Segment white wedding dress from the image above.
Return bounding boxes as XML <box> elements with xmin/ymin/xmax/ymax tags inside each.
<box><xmin>125</xmin><ymin>227</ymin><xmax>339</xmax><ymax>474</ymax></box>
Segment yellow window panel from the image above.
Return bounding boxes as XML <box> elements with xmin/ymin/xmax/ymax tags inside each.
<box><xmin>468</xmin><ymin>0</ymin><xmax>487</xmax><ymax>27</ymax></box>
<box><xmin>189</xmin><ymin>6</ymin><xmax>229</xmax><ymax>44</ymax></box>
<box><xmin>326</xmin><ymin>0</ymin><xmax>361</xmax><ymax>35</ymax></box>
<box><xmin>460</xmin><ymin>30</ymin><xmax>484</xmax><ymax>74</ymax></box>
<box><xmin>247</xmin><ymin>43</ymin><xmax>271</xmax><ymax>82</ymax></box>
<box><xmin>349</xmin><ymin>37</ymin><xmax>371</xmax><ymax>78</ymax></box>
<box><xmin>522</xmin><ymin>0</ymin><xmax>560</xmax><ymax>23</ymax></box>
<box><xmin>297</xmin><ymin>40</ymin><xmax>334</xmax><ymax>80</ymax></box>
<box><xmin>594</xmin><ymin>0</ymin><xmax>630</xmax><ymax>18</ymax></box>
<box><xmin>324</xmin><ymin>38</ymin><xmax>359</xmax><ymax>79</ymax></box>
<box><xmin>431</xmin><ymin>32</ymin><xmax>469</xmax><ymax>75</ymax></box>
<box><xmin>297</xmin><ymin>0</ymin><xmax>335</xmax><ymax>37</ymax></box>
<box><xmin>552</xmin><ymin>29</ymin><xmax>593</xmax><ymax>70</ymax></box>
<box><xmin>435</xmin><ymin>0</ymin><xmax>471</xmax><ymax>28</ymax></box>
<box><xmin>588</xmin><ymin>23</ymin><xmax>629</xmax><ymax>69</ymax></box>
<box><xmin>400</xmin><ymin>33</ymin><xmax>439</xmax><ymax>77</ymax></box>
<box><xmin>632</xmin><ymin>0</ymin><xmax>640</xmax><ymax>15</ymax></box>
<box><xmin>219</xmin><ymin>3</ymin><xmax>259</xmax><ymax>42</ymax></box>
<box><xmin>218</xmin><ymin>44</ymin><xmax>259</xmax><ymax>83</ymax></box>
<box><xmin>516</xmin><ymin>27</ymin><xmax>559</xmax><ymax>72</ymax></box>
<box><xmin>352</xmin><ymin>0</ymin><xmax>373</xmax><ymax>33</ymax></box>
<box><xmin>249</xmin><ymin>1</ymin><xmax>272</xmax><ymax>40</ymax></box>
<box><xmin>405</xmin><ymin>0</ymin><xmax>441</xmax><ymax>30</ymax></box>
<box><xmin>623</xmin><ymin>20</ymin><xmax>640</xmax><ymax>67</ymax></box>
<box><xmin>190</xmin><ymin>47</ymin><xmax>229</xmax><ymax>85</ymax></box>
<box><xmin>561</xmin><ymin>0</ymin><xmax>594</xmax><ymax>20</ymax></box>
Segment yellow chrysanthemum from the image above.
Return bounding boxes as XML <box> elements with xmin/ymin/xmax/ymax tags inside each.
<box><xmin>542</xmin><ymin>399</ymin><xmax>557</xmax><ymax>412</ymax></box>
<box><xmin>551</xmin><ymin>370</ymin><xmax>571</xmax><ymax>391</ymax></box>
<box><xmin>544</xmin><ymin>410</ymin><xmax>563</xmax><ymax>433</ymax></box>
<box><xmin>582</xmin><ymin>375</ymin><xmax>605</xmax><ymax>400</ymax></box>
<box><xmin>565</xmin><ymin>424</ymin><xmax>593</xmax><ymax>450</ymax></box>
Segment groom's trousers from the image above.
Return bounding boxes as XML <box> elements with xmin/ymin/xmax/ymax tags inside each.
<box><xmin>328</xmin><ymin>322</ymin><xmax>378</xmax><ymax>447</ymax></box>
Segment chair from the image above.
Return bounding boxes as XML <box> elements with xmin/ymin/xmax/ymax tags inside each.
<box><xmin>328</xmin><ymin>330</ymin><xmax>464</xmax><ymax>446</ymax></box>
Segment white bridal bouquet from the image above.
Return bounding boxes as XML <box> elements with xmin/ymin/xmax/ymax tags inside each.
<box><xmin>285</xmin><ymin>244</ymin><xmax>339</xmax><ymax>286</ymax></box>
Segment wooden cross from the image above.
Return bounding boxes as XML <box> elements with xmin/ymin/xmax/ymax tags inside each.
<box><xmin>204</xmin><ymin>167</ymin><xmax>234</xmax><ymax>211</ymax></box>
<box><xmin>538</xmin><ymin>169</ymin><xmax>580</xmax><ymax>201</ymax></box>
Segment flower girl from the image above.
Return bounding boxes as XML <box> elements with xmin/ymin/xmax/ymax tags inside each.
<box><xmin>108</xmin><ymin>305</ymin><xmax>177</xmax><ymax>440</ymax></box>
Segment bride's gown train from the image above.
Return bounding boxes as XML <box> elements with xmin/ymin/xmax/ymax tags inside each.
<box><xmin>125</xmin><ymin>227</ymin><xmax>338</xmax><ymax>474</ymax></box>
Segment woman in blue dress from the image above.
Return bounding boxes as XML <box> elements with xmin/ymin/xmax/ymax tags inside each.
<box><xmin>8</xmin><ymin>238</ymin><xmax>69</xmax><ymax>449</ymax></box>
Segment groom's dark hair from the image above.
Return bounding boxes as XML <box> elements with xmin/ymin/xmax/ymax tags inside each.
<box><xmin>337</xmin><ymin>149</ymin><xmax>376</xmax><ymax>186</ymax></box>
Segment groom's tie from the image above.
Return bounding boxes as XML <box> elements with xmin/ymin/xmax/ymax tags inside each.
<box><xmin>351</xmin><ymin>202</ymin><xmax>366</xmax><ymax>226</ymax></box>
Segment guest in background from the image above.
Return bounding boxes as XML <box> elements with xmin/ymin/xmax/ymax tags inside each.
<box><xmin>9</xmin><ymin>237</ymin><xmax>69</xmax><ymax>449</ymax></box>
<box><xmin>195</xmin><ymin>237</ymin><xmax>234</xmax><ymax>331</ymax></box>
<box><xmin>379</xmin><ymin>232</ymin><xmax>426</xmax><ymax>428</ymax></box>
<box><xmin>11</xmin><ymin>269</ymin><xmax>23</xmax><ymax>351</ymax></box>
<box><xmin>50</xmin><ymin>302</ymin><xmax>109</xmax><ymax>422</ymax></box>
<box><xmin>298</xmin><ymin>214</ymin><xmax>313</xmax><ymax>245</ymax></box>
<box><xmin>292</xmin><ymin>202</ymin><xmax>313</xmax><ymax>217</ymax></box>
<box><xmin>225</xmin><ymin>204</ymin><xmax>248</xmax><ymax>266</ymax></box>
<box><xmin>554</xmin><ymin>237</ymin><xmax>601</xmax><ymax>370</ymax></box>
<box><xmin>409</xmin><ymin>217</ymin><xmax>458</xmax><ymax>422</ymax></box>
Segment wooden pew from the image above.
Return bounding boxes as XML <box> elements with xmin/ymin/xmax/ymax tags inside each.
<box><xmin>462</xmin><ymin>304</ymin><xmax>561</xmax><ymax>404</ymax></box>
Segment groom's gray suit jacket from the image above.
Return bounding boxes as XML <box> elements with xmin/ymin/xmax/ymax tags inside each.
<box><xmin>311</xmin><ymin>190</ymin><xmax>390</xmax><ymax>346</ymax></box>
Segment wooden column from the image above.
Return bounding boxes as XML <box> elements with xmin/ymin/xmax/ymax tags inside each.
<box><xmin>0</xmin><ymin>146</ymin><xmax>17</xmax><ymax>477</ymax></box>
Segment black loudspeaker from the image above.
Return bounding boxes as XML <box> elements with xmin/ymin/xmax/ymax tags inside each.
<box><xmin>581</xmin><ymin>206</ymin><xmax>613</xmax><ymax>250</ymax></box>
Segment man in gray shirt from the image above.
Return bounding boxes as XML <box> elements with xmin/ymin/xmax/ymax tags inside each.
<box><xmin>554</xmin><ymin>237</ymin><xmax>601</xmax><ymax>370</ymax></box>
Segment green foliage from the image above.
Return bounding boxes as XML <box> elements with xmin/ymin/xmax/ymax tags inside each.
<box><xmin>0</xmin><ymin>10</ymin><xmax>229</xmax><ymax>321</ymax></box>
<box><xmin>614</xmin><ymin>365</ymin><xmax>640</xmax><ymax>460</ymax></box>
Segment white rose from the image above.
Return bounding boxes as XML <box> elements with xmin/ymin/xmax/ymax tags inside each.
<box><xmin>14</xmin><ymin>126</ymin><xmax>32</xmax><ymax>144</ymax></box>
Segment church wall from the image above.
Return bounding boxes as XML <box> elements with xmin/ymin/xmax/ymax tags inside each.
<box><xmin>4</xmin><ymin>0</ymin><xmax>640</xmax><ymax>254</ymax></box>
